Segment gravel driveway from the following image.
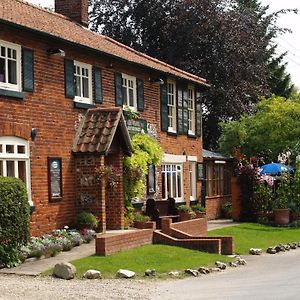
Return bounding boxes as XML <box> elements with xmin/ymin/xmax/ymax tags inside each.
<box><xmin>0</xmin><ymin>274</ymin><xmax>157</xmax><ymax>300</ymax></box>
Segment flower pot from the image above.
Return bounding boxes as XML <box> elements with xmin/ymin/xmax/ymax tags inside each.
<box><xmin>273</xmin><ymin>208</ymin><xmax>290</xmax><ymax>225</ymax></box>
<box><xmin>195</xmin><ymin>212</ymin><xmax>206</xmax><ymax>218</ymax></box>
<box><xmin>290</xmin><ymin>211</ymin><xmax>300</xmax><ymax>222</ymax></box>
<box><xmin>179</xmin><ymin>212</ymin><xmax>192</xmax><ymax>221</ymax></box>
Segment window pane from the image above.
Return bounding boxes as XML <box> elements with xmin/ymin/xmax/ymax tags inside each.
<box><xmin>0</xmin><ymin>161</ymin><xmax>3</xmax><ymax>176</ymax></box>
<box><xmin>172</xmin><ymin>171</ymin><xmax>177</xmax><ymax>197</ymax></box>
<box><xmin>167</xmin><ymin>172</ymin><xmax>171</xmax><ymax>198</ymax></box>
<box><xmin>0</xmin><ymin>57</ymin><xmax>5</xmax><ymax>83</ymax></box>
<box><xmin>6</xmin><ymin>161</ymin><xmax>15</xmax><ymax>177</ymax></box>
<box><xmin>17</xmin><ymin>145</ymin><xmax>25</xmax><ymax>154</ymax></box>
<box><xmin>177</xmin><ymin>172</ymin><xmax>182</xmax><ymax>197</ymax></box>
<box><xmin>75</xmin><ymin>75</ymin><xmax>81</xmax><ymax>97</ymax></box>
<box><xmin>6</xmin><ymin>145</ymin><xmax>14</xmax><ymax>153</ymax></box>
<box><xmin>162</xmin><ymin>172</ymin><xmax>166</xmax><ymax>199</ymax></box>
<box><xmin>0</xmin><ymin>46</ymin><xmax>5</xmax><ymax>57</ymax></box>
<box><xmin>82</xmin><ymin>77</ymin><xmax>89</xmax><ymax>98</ymax></box>
<box><xmin>18</xmin><ymin>161</ymin><xmax>26</xmax><ymax>185</ymax></box>
<box><xmin>122</xmin><ymin>86</ymin><xmax>128</xmax><ymax>105</ymax></box>
<box><xmin>0</xmin><ymin>144</ymin><xmax>2</xmax><ymax>153</ymax></box>
<box><xmin>8</xmin><ymin>60</ymin><xmax>17</xmax><ymax>84</ymax></box>
<box><xmin>129</xmin><ymin>89</ymin><xmax>134</xmax><ymax>106</ymax></box>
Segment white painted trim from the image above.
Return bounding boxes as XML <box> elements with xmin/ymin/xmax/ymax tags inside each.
<box><xmin>187</xmin><ymin>155</ymin><xmax>198</xmax><ymax>162</ymax></box>
<box><xmin>163</xmin><ymin>153</ymin><xmax>186</xmax><ymax>163</ymax></box>
<box><xmin>215</xmin><ymin>160</ymin><xmax>226</xmax><ymax>164</ymax></box>
<box><xmin>122</xmin><ymin>73</ymin><xmax>137</xmax><ymax>110</ymax></box>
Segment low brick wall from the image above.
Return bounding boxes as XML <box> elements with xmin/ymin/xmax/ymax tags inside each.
<box><xmin>96</xmin><ymin>229</ymin><xmax>153</xmax><ymax>256</ymax></box>
<box><xmin>206</xmin><ymin>195</ymin><xmax>231</xmax><ymax>220</ymax></box>
<box><xmin>153</xmin><ymin>231</ymin><xmax>221</xmax><ymax>254</ymax></box>
<box><xmin>171</xmin><ymin>218</ymin><xmax>207</xmax><ymax>236</ymax></box>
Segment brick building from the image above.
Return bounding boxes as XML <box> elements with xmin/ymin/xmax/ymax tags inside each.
<box><xmin>0</xmin><ymin>0</ymin><xmax>209</xmax><ymax>236</ymax></box>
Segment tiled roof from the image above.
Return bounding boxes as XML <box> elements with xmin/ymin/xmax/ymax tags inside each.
<box><xmin>73</xmin><ymin>107</ymin><xmax>133</xmax><ymax>155</ymax></box>
<box><xmin>203</xmin><ymin>149</ymin><xmax>230</xmax><ymax>160</ymax></box>
<box><xmin>0</xmin><ymin>0</ymin><xmax>208</xmax><ymax>87</ymax></box>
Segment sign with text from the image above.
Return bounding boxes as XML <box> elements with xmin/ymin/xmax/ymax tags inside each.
<box><xmin>48</xmin><ymin>157</ymin><xmax>62</xmax><ymax>201</ymax></box>
<box><xmin>126</xmin><ymin>119</ymin><xmax>148</xmax><ymax>136</ymax></box>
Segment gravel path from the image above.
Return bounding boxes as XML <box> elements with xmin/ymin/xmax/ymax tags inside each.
<box><xmin>0</xmin><ymin>274</ymin><xmax>157</xmax><ymax>300</ymax></box>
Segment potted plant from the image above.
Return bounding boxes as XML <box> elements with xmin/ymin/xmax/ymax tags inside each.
<box><xmin>133</xmin><ymin>212</ymin><xmax>151</xmax><ymax>229</ymax></box>
<box><xmin>76</xmin><ymin>211</ymin><xmax>98</xmax><ymax>230</ymax></box>
<box><xmin>273</xmin><ymin>177</ymin><xmax>291</xmax><ymax>225</ymax></box>
<box><xmin>221</xmin><ymin>201</ymin><xmax>232</xmax><ymax>219</ymax></box>
<box><xmin>177</xmin><ymin>204</ymin><xmax>194</xmax><ymax>221</ymax></box>
<box><xmin>191</xmin><ymin>204</ymin><xmax>206</xmax><ymax>218</ymax></box>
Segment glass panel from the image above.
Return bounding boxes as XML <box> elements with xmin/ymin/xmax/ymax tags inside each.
<box><xmin>8</xmin><ymin>60</ymin><xmax>17</xmax><ymax>84</ymax></box>
<box><xmin>8</xmin><ymin>48</ymin><xmax>11</xmax><ymax>58</ymax></box>
<box><xmin>177</xmin><ymin>172</ymin><xmax>182</xmax><ymax>198</ymax></box>
<box><xmin>172</xmin><ymin>171</ymin><xmax>176</xmax><ymax>197</ymax></box>
<box><xmin>162</xmin><ymin>172</ymin><xmax>166</xmax><ymax>199</ymax></box>
<box><xmin>6</xmin><ymin>161</ymin><xmax>15</xmax><ymax>177</ymax></box>
<box><xmin>129</xmin><ymin>89</ymin><xmax>134</xmax><ymax>106</ymax></box>
<box><xmin>0</xmin><ymin>46</ymin><xmax>5</xmax><ymax>57</ymax></box>
<box><xmin>12</xmin><ymin>49</ymin><xmax>16</xmax><ymax>59</ymax></box>
<box><xmin>167</xmin><ymin>172</ymin><xmax>171</xmax><ymax>198</ymax></box>
<box><xmin>82</xmin><ymin>77</ymin><xmax>89</xmax><ymax>98</ymax></box>
<box><xmin>17</xmin><ymin>145</ymin><xmax>25</xmax><ymax>154</ymax></box>
<box><xmin>0</xmin><ymin>144</ymin><xmax>2</xmax><ymax>153</ymax></box>
<box><xmin>75</xmin><ymin>75</ymin><xmax>81</xmax><ymax>97</ymax></box>
<box><xmin>0</xmin><ymin>57</ymin><xmax>5</xmax><ymax>83</ymax></box>
<box><xmin>6</xmin><ymin>145</ymin><xmax>14</xmax><ymax>153</ymax></box>
<box><xmin>122</xmin><ymin>86</ymin><xmax>128</xmax><ymax>105</ymax></box>
<box><xmin>18</xmin><ymin>161</ymin><xmax>26</xmax><ymax>185</ymax></box>
<box><xmin>0</xmin><ymin>161</ymin><xmax>3</xmax><ymax>176</ymax></box>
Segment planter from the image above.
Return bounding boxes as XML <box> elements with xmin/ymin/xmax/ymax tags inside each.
<box><xmin>273</xmin><ymin>208</ymin><xmax>290</xmax><ymax>225</ymax></box>
<box><xmin>195</xmin><ymin>212</ymin><xmax>206</xmax><ymax>218</ymax></box>
<box><xmin>290</xmin><ymin>211</ymin><xmax>300</xmax><ymax>222</ymax></box>
<box><xmin>179</xmin><ymin>212</ymin><xmax>192</xmax><ymax>221</ymax></box>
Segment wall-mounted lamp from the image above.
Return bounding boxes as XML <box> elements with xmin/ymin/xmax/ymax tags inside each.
<box><xmin>47</xmin><ymin>48</ymin><xmax>66</xmax><ymax>57</ymax></box>
<box><xmin>31</xmin><ymin>128</ymin><xmax>37</xmax><ymax>141</ymax></box>
<box><xmin>150</xmin><ymin>78</ymin><xmax>164</xmax><ymax>85</ymax></box>
<box><xmin>106</xmin><ymin>62</ymin><xmax>114</xmax><ymax>69</ymax></box>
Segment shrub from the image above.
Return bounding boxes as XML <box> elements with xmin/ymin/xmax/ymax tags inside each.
<box><xmin>253</xmin><ymin>184</ymin><xmax>273</xmax><ymax>212</ymax></box>
<box><xmin>177</xmin><ymin>204</ymin><xmax>193</xmax><ymax>213</ymax></box>
<box><xmin>76</xmin><ymin>211</ymin><xmax>98</xmax><ymax>229</ymax></box>
<box><xmin>0</xmin><ymin>177</ymin><xmax>30</xmax><ymax>267</ymax></box>
<box><xmin>191</xmin><ymin>204</ymin><xmax>206</xmax><ymax>213</ymax></box>
<box><xmin>133</xmin><ymin>212</ymin><xmax>150</xmax><ymax>222</ymax></box>
<box><xmin>221</xmin><ymin>201</ymin><xmax>232</xmax><ymax>217</ymax></box>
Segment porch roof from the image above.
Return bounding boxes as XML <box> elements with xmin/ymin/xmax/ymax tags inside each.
<box><xmin>73</xmin><ymin>107</ymin><xmax>133</xmax><ymax>155</ymax></box>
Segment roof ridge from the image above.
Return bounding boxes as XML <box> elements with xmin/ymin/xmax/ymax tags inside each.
<box><xmin>103</xmin><ymin>35</ymin><xmax>207</xmax><ymax>83</ymax></box>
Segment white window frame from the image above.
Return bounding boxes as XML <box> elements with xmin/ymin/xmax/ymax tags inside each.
<box><xmin>189</xmin><ymin>161</ymin><xmax>197</xmax><ymax>201</ymax></box>
<box><xmin>0</xmin><ymin>40</ymin><xmax>22</xmax><ymax>92</ymax></box>
<box><xmin>167</xmin><ymin>79</ymin><xmax>177</xmax><ymax>133</ymax></box>
<box><xmin>188</xmin><ymin>85</ymin><xmax>195</xmax><ymax>135</ymax></box>
<box><xmin>74</xmin><ymin>60</ymin><xmax>93</xmax><ymax>104</ymax></box>
<box><xmin>122</xmin><ymin>73</ymin><xmax>137</xmax><ymax>111</ymax></box>
<box><xmin>0</xmin><ymin>136</ymin><xmax>32</xmax><ymax>205</ymax></box>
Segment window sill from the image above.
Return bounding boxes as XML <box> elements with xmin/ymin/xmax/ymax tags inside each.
<box><xmin>74</xmin><ymin>102</ymin><xmax>96</xmax><ymax>109</ymax></box>
<box><xmin>167</xmin><ymin>130</ymin><xmax>177</xmax><ymax>136</ymax></box>
<box><xmin>188</xmin><ymin>133</ymin><xmax>197</xmax><ymax>139</ymax></box>
<box><xmin>0</xmin><ymin>88</ymin><xmax>24</xmax><ymax>100</ymax></box>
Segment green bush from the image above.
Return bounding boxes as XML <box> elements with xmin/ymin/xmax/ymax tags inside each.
<box><xmin>133</xmin><ymin>212</ymin><xmax>150</xmax><ymax>222</ymax></box>
<box><xmin>0</xmin><ymin>177</ymin><xmax>30</xmax><ymax>267</ymax></box>
<box><xmin>191</xmin><ymin>204</ymin><xmax>206</xmax><ymax>213</ymax></box>
<box><xmin>253</xmin><ymin>184</ymin><xmax>273</xmax><ymax>212</ymax></box>
<box><xmin>177</xmin><ymin>204</ymin><xmax>192</xmax><ymax>213</ymax></box>
<box><xmin>76</xmin><ymin>211</ymin><xmax>98</xmax><ymax>229</ymax></box>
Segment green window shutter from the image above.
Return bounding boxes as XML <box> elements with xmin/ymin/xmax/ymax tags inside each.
<box><xmin>183</xmin><ymin>89</ymin><xmax>188</xmax><ymax>134</ymax></box>
<box><xmin>160</xmin><ymin>83</ymin><xmax>168</xmax><ymax>132</ymax></box>
<box><xmin>177</xmin><ymin>87</ymin><xmax>184</xmax><ymax>135</ymax></box>
<box><xmin>137</xmin><ymin>78</ymin><xmax>144</xmax><ymax>111</ymax></box>
<box><xmin>196</xmin><ymin>91</ymin><xmax>202</xmax><ymax>137</ymax></box>
<box><xmin>93</xmin><ymin>66</ymin><xmax>103</xmax><ymax>104</ymax></box>
<box><xmin>115</xmin><ymin>72</ymin><xmax>123</xmax><ymax>106</ymax></box>
<box><xmin>22</xmin><ymin>48</ymin><xmax>34</xmax><ymax>92</ymax></box>
<box><xmin>64</xmin><ymin>59</ymin><xmax>74</xmax><ymax>98</ymax></box>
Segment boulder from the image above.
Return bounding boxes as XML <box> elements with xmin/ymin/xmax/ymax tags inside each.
<box><xmin>289</xmin><ymin>243</ymin><xmax>297</xmax><ymax>250</ymax></box>
<box><xmin>185</xmin><ymin>269</ymin><xmax>199</xmax><ymax>277</ymax></box>
<box><xmin>83</xmin><ymin>270</ymin><xmax>102</xmax><ymax>279</ymax></box>
<box><xmin>235</xmin><ymin>258</ymin><xmax>247</xmax><ymax>265</ymax></box>
<box><xmin>198</xmin><ymin>267</ymin><xmax>210</xmax><ymax>275</ymax></box>
<box><xmin>266</xmin><ymin>247</ymin><xmax>277</xmax><ymax>254</ymax></box>
<box><xmin>145</xmin><ymin>269</ymin><xmax>156</xmax><ymax>277</ymax></box>
<box><xmin>53</xmin><ymin>262</ymin><xmax>76</xmax><ymax>280</ymax></box>
<box><xmin>168</xmin><ymin>271</ymin><xmax>180</xmax><ymax>277</ymax></box>
<box><xmin>209</xmin><ymin>267</ymin><xmax>221</xmax><ymax>272</ymax></box>
<box><xmin>229</xmin><ymin>262</ymin><xmax>238</xmax><ymax>267</ymax></box>
<box><xmin>249</xmin><ymin>248</ymin><xmax>263</xmax><ymax>255</ymax></box>
<box><xmin>284</xmin><ymin>244</ymin><xmax>291</xmax><ymax>251</ymax></box>
<box><xmin>215</xmin><ymin>261</ymin><xmax>227</xmax><ymax>270</ymax></box>
<box><xmin>275</xmin><ymin>244</ymin><xmax>286</xmax><ymax>252</ymax></box>
<box><xmin>116</xmin><ymin>269</ymin><xmax>135</xmax><ymax>279</ymax></box>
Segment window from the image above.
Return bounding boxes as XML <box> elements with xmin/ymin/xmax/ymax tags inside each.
<box><xmin>189</xmin><ymin>161</ymin><xmax>196</xmax><ymax>200</ymax></box>
<box><xmin>188</xmin><ymin>85</ymin><xmax>195</xmax><ymax>134</ymax></box>
<box><xmin>167</xmin><ymin>80</ymin><xmax>176</xmax><ymax>132</ymax></box>
<box><xmin>162</xmin><ymin>164</ymin><xmax>183</xmax><ymax>202</ymax></box>
<box><xmin>122</xmin><ymin>73</ymin><xmax>137</xmax><ymax>110</ymax></box>
<box><xmin>0</xmin><ymin>136</ymin><xmax>32</xmax><ymax>204</ymax></box>
<box><xmin>0</xmin><ymin>40</ymin><xmax>21</xmax><ymax>92</ymax></box>
<box><xmin>74</xmin><ymin>61</ymin><xmax>92</xmax><ymax>103</ymax></box>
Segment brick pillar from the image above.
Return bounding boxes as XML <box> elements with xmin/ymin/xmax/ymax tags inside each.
<box><xmin>98</xmin><ymin>155</ymin><xmax>106</xmax><ymax>232</ymax></box>
<box><xmin>161</xmin><ymin>217</ymin><xmax>172</xmax><ymax>234</ymax></box>
<box><xmin>231</xmin><ymin>177</ymin><xmax>241</xmax><ymax>221</ymax></box>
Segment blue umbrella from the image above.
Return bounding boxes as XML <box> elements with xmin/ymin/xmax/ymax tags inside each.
<box><xmin>260</xmin><ymin>163</ymin><xmax>293</xmax><ymax>175</ymax></box>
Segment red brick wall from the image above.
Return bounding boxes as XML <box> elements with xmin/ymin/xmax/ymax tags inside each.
<box><xmin>96</xmin><ymin>229</ymin><xmax>153</xmax><ymax>256</ymax></box>
<box><xmin>231</xmin><ymin>177</ymin><xmax>242</xmax><ymax>221</ymax></box>
<box><xmin>0</xmin><ymin>24</ymin><xmax>203</xmax><ymax>236</ymax></box>
<box><xmin>171</xmin><ymin>218</ymin><xmax>207</xmax><ymax>236</ymax></box>
<box><xmin>205</xmin><ymin>195</ymin><xmax>231</xmax><ymax>220</ymax></box>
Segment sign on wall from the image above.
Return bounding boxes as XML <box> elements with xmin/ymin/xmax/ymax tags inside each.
<box><xmin>48</xmin><ymin>157</ymin><xmax>62</xmax><ymax>202</ymax></box>
<box><xmin>126</xmin><ymin>119</ymin><xmax>148</xmax><ymax>136</ymax></box>
<box><xmin>197</xmin><ymin>162</ymin><xmax>204</xmax><ymax>181</ymax></box>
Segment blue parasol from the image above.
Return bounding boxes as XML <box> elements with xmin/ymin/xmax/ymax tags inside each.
<box><xmin>260</xmin><ymin>163</ymin><xmax>293</xmax><ymax>175</ymax></box>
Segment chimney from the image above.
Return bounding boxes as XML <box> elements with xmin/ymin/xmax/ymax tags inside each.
<box><xmin>55</xmin><ymin>0</ymin><xmax>88</xmax><ymax>27</ymax></box>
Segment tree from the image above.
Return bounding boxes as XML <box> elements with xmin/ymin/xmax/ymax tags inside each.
<box><xmin>218</xmin><ymin>94</ymin><xmax>300</xmax><ymax>162</ymax></box>
<box><xmin>89</xmin><ymin>0</ymin><xmax>296</xmax><ymax>149</ymax></box>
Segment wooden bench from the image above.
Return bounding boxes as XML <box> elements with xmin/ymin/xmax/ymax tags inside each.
<box><xmin>145</xmin><ymin>198</ymin><xmax>179</xmax><ymax>228</ymax></box>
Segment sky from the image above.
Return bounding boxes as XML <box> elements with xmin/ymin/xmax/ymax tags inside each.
<box><xmin>27</xmin><ymin>0</ymin><xmax>300</xmax><ymax>88</ymax></box>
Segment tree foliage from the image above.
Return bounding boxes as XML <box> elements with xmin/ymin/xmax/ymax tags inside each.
<box><xmin>218</xmin><ymin>94</ymin><xmax>300</xmax><ymax>162</ymax></box>
<box><xmin>90</xmin><ymin>0</ymin><xmax>296</xmax><ymax>149</ymax></box>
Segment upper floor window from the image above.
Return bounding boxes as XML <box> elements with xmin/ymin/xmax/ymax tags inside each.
<box><xmin>74</xmin><ymin>61</ymin><xmax>92</xmax><ymax>104</ymax></box>
<box><xmin>0</xmin><ymin>136</ymin><xmax>32</xmax><ymax>204</ymax></box>
<box><xmin>167</xmin><ymin>80</ymin><xmax>176</xmax><ymax>133</ymax></box>
<box><xmin>188</xmin><ymin>85</ymin><xmax>195</xmax><ymax>135</ymax></box>
<box><xmin>0</xmin><ymin>40</ymin><xmax>21</xmax><ymax>92</ymax></box>
<box><xmin>122</xmin><ymin>73</ymin><xmax>137</xmax><ymax>110</ymax></box>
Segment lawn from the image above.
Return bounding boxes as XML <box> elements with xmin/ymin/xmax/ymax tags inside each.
<box><xmin>209</xmin><ymin>223</ymin><xmax>300</xmax><ymax>254</ymax></box>
<box><xmin>65</xmin><ymin>244</ymin><xmax>232</xmax><ymax>279</ymax></box>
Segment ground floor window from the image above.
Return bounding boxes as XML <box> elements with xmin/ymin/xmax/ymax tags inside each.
<box><xmin>162</xmin><ymin>163</ymin><xmax>183</xmax><ymax>202</ymax></box>
<box><xmin>0</xmin><ymin>136</ymin><xmax>32</xmax><ymax>203</ymax></box>
<box><xmin>189</xmin><ymin>161</ymin><xmax>196</xmax><ymax>200</ymax></box>
<box><xmin>206</xmin><ymin>162</ymin><xmax>231</xmax><ymax>197</ymax></box>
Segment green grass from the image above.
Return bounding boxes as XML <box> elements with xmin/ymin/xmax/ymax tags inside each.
<box><xmin>50</xmin><ymin>245</ymin><xmax>231</xmax><ymax>279</ymax></box>
<box><xmin>209</xmin><ymin>223</ymin><xmax>300</xmax><ymax>254</ymax></box>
